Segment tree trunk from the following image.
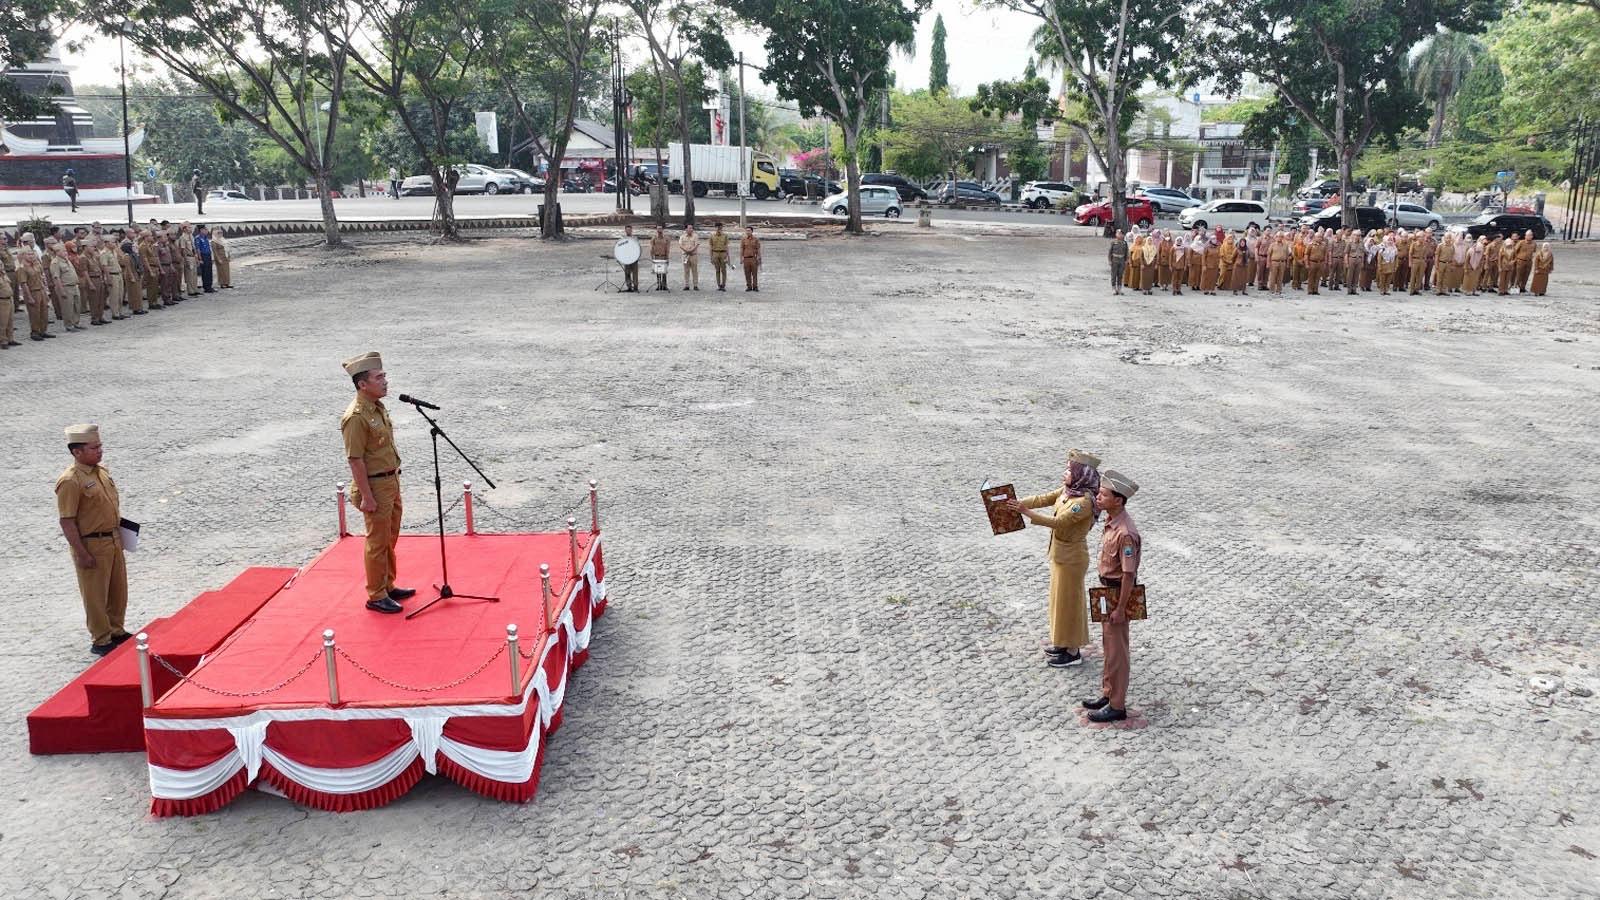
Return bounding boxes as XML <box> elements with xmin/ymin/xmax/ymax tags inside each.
<box><xmin>675</xmin><ymin>70</ymin><xmax>695</xmax><ymax>228</ymax></box>
<box><xmin>843</xmin><ymin>126</ymin><xmax>862</xmax><ymax>235</ymax></box>
<box><xmin>431</xmin><ymin>166</ymin><xmax>461</xmax><ymax>240</ymax></box>
<box><xmin>1339</xmin><ymin>148</ymin><xmax>1356</xmax><ymax>228</ymax></box>
<box><xmin>313</xmin><ymin>167</ymin><xmax>343</xmax><ymax>247</ymax></box>
<box><xmin>1107</xmin><ymin>124</ymin><xmax>1126</xmax><ymax>234</ymax></box>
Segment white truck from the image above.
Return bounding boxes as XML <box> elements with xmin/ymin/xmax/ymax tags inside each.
<box><xmin>667</xmin><ymin>142</ymin><xmax>781</xmax><ymax>199</ymax></box>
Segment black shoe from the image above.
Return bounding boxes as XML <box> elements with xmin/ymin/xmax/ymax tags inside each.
<box><xmin>1081</xmin><ymin>695</ymin><xmax>1110</xmax><ymax>710</ymax></box>
<box><xmin>133</xmin><ymin>310</ymin><xmax>148</xmax><ymax>315</ymax></box>
<box><xmin>90</xmin><ymin>641</ymin><xmax>116</xmax><ymax>656</ymax></box>
<box><xmin>388</xmin><ymin>587</ymin><xmax>417</xmax><ymax>601</ymax></box>
<box><xmin>42</xmin><ymin>332</ymin><xmax>57</xmax><ymax>338</ymax></box>
<box><xmin>365</xmin><ymin>597</ymin><xmax>404</xmax><ymax>614</ymax></box>
<box><xmin>1048</xmin><ymin>651</ymin><xmax>1084</xmax><ymax>668</ymax></box>
<box><xmin>1088</xmin><ymin>706</ymin><xmax>1127</xmax><ymax>723</ymax></box>
<box><xmin>30</xmin><ymin>335</ymin><xmax>43</xmax><ymax>341</ymax></box>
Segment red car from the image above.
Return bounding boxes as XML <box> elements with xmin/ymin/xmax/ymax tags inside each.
<box><xmin>1074</xmin><ymin>197</ymin><xmax>1154</xmax><ymax>227</ymax></box>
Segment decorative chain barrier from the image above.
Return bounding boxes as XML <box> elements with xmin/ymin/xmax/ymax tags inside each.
<box><xmin>409</xmin><ymin>494</ymin><xmax>465</xmax><ymax>531</ymax></box>
<box><xmin>151</xmin><ymin>648</ymin><xmax>325</xmax><ymax>698</ymax></box>
<box><xmin>472</xmin><ymin>493</ymin><xmax>592</xmax><ymax>533</ymax></box>
<box><xmin>335</xmin><ymin>642</ymin><xmax>507</xmax><ymax>693</ymax></box>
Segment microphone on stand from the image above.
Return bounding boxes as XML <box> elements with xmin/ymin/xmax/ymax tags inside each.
<box><xmin>398</xmin><ymin>393</ymin><xmax>441</xmax><ymax>410</ymax></box>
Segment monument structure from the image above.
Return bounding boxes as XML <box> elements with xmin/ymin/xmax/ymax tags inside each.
<box><xmin>0</xmin><ymin>48</ymin><xmax>149</xmax><ymax>206</ymax></box>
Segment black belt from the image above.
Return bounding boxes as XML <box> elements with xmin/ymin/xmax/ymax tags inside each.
<box><xmin>369</xmin><ymin>469</ymin><xmax>400</xmax><ymax>479</ymax></box>
<box><xmin>82</xmin><ymin>531</ymin><xmax>114</xmax><ymax>539</ymax></box>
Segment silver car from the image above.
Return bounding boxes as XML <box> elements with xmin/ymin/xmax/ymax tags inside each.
<box><xmin>823</xmin><ymin>185</ymin><xmax>903</xmax><ymax>218</ymax></box>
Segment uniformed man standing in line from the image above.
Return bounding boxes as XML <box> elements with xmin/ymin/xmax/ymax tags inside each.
<box><xmin>0</xmin><ymin>245</ymin><xmax>14</xmax><ymax>350</ymax></box>
<box><xmin>99</xmin><ymin>234</ymin><xmax>126</xmax><ymax>319</ymax></box>
<box><xmin>1108</xmin><ymin>229</ymin><xmax>1128</xmax><ymax>295</ymax></box>
<box><xmin>194</xmin><ymin>225</ymin><xmax>215</xmax><ymax>293</ymax></box>
<box><xmin>138</xmin><ymin>229</ymin><xmax>162</xmax><ymax>309</ymax></box>
<box><xmin>340</xmin><ymin>352</ymin><xmax>414</xmax><ymax>614</ymax></box>
<box><xmin>1513</xmin><ymin>229</ymin><xmax>1536</xmax><ymax>293</ymax></box>
<box><xmin>48</xmin><ymin>240</ymin><xmax>83</xmax><ymax>332</ymax></box>
<box><xmin>649</xmin><ymin>226</ymin><xmax>671</xmax><ymax>291</ymax></box>
<box><xmin>679</xmin><ymin>224</ymin><xmax>701</xmax><ymax>291</ymax></box>
<box><xmin>211</xmin><ymin>227</ymin><xmax>234</xmax><ymax>289</ymax></box>
<box><xmin>620</xmin><ymin>224</ymin><xmax>640</xmax><ymax>292</ymax></box>
<box><xmin>178</xmin><ymin>223</ymin><xmax>200</xmax><ymax>298</ymax></box>
<box><xmin>740</xmin><ymin>227</ymin><xmax>762</xmax><ymax>291</ymax></box>
<box><xmin>709</xmin><ymin>222</ymin><xmax>730</xmax><ymax>291</ymax></box>
<box><xmin>1496</xmin><ymin>234</ymin><xmax>1518</xmax><ymax>296</ymax></box>
<box><xmin>1268</xmin><ymin>231</ymin><xmax>1291</xmax><ymax>295</ymax></box>
<box><xmin>1407</xmin><ymin>231</ymin><xmax>1430</xmax><ymax>295</ymax></box>
<box><xmin>56</xmin><ymin>424</ymin><xmax>132</xmax><ymax>656</ymax></box>
<box><xmin>1082</xmin><ymin>469</ymin><xmax>1141</xmax><ymax>724</ymax></box>
<box><xmin>18</xmin><ymin>234</ymin><xmax>54</xmax><ymax>340</ymax></box>
<box><xmin>2</xmin><ymin>232</ymin><xmax>19</xmax><ymax>316</ymax></box>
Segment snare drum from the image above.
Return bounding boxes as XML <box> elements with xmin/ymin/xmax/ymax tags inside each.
<box><xmin>651</xmin><ymin>259</ymin><xmax>669</xmax><ymax>275</ymax></box>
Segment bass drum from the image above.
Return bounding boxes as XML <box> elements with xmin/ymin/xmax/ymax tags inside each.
<box><xmin>613</xmin><ymin>237</ymin><xmax>642</xmax><ymax>266</ymax></box>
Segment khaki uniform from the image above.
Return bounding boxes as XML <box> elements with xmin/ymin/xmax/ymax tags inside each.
<box><xmin>1530</xmin><ymin>246</ymin><xmax>1553</xmax><ymax>295</ymax></box>
<box><xmin>1169</xmin><ymin>244</ymin><xmax>1186</xmax><ymax>294</ymax></box>
<box><xmin>1097</xmin><ymin>509</ymin><xmax>1142</xmax><ymax>711</ymax></box>
<box><xmin>1200</xmin><ymin>243</ymin><xmax>1220</xmax><ymax>294</ymax></box>
<box><xmin>49</xmin><ymin>253</ymin><xmax>81</xmax><ymax>329</ymax></box>
<box><xmin>0</xmin><ymin>255</ymin><xmax>13</xmax><ymax>346</ymax></box>
<box><xmin>1218</xmin><ymin>239</ymin><xmax>1238</xmax><ymax>293</ymax></box>
<box><xmin>1496</xmin><ymin>240</ymin><xmax>1517</xmax><ymax>294</ymax></box>
<box><xmin>1020</xmin><ymin>489</ymin><xmax>1094</xmax><ymax>651</ymax></box>
<box><xmin>1268</xmin><ymin>239</ymin><xmax>1290</xmax><ymax>293</ymax></box>
<box><xmin>56</xmin><ymin>461</ymin><xmax>129</xmax><ymax>646</ymax></box>
<box><xmin>649</xmin><ymin>234</ymin><xmax>671</xmax><ymax>290</ymax></box>
<box><xmin>212</xmin><ymin>232</ymin><xmax>233</xmax><ymax>288</ymax></box>
<box><xmin>1407</xmin><ymin>238</ymin><xmax>1429</xmax><ymax>294</ymax></box>
<box><xmin>20</xmin><ymin>251</ymin><xmax>50</xmax><ymax>337</ymax></box>
<box><xmin>156</xmin><ymin>240</ymin><xmax>179</xmax><ymax>303</ymax></box>
<box><xmin>679</xmin><ymin>231</ymin><xmax>700</xmax><ymax>290</ymax></box>
<box><xmin>81</xmin><ymin>247</ymin><xmax>106</xmax><ymax>323</ymax></box>
<box><xmin>139</xmin><ymin>239</ymin><xmax>162</xmax><ymax>308</ymax></box>
<box><xmin>740</xmin><ymin>234</ymin><xmax>762</xmax><ymax>290</ymax></box>
<box><xmin>100</xmin><ymin>244</ymin><xmax>125</xmax><ymax>318</ymax></box>
<box><xmin>2</xmin><ymin>244</ymin><xmax>18</xmax><ymax>316</ymax></box>
<box><xmin>1513</xmin><ymin>238</ymin><xmax>1534</xmax><ymax>292</ymax></box>
<box><xmin>342</xmin><ymin>396</ymin><xmax>403</xmax><ymax>602</ymax></box>
<box><xmin>708</xmin><ymin>231</ymin><xmax>730</xmax><ymax>289</ymax></box>
<box><xmin>179</xmin><ymin>230</ymin><xmax>199</xmax><ymax>296</ymax></box>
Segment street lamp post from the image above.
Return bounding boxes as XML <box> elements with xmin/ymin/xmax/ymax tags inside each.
<box><xmin>118</xmin><ymin>22</ymin><xmax>134</xmax><ymax>226</ymax></box>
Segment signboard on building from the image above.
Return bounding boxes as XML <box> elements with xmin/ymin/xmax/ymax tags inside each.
<box><xmin>1276</xmin><ymin>173</ymin><xmax>1291</xmax><ymax>185</ymax></box>
<box><xmin>1199</xmin><ymin>167</ymin><xmax>1249</xmax><ymax>186</ymax></box>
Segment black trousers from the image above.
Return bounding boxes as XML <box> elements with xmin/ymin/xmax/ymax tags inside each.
<box><xmin>199</xmin><ymin>257</ymin><xmax>214</xmax><ymax>291</ymax></box>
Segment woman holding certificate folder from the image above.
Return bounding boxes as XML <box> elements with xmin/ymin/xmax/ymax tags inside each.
<box><xmin>1006</xmin><ymin>450</ymin><xmax>1101</xmax><ymax>668</ymax></box>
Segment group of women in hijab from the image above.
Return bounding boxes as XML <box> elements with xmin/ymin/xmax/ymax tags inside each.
<box><xmin>1115</xmin><ymin>228</ymin><xmax>1250</xmax><ymax>297</ymax></box>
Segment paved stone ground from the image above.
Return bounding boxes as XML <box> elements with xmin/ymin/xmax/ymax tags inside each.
<box><xmin>2</xmin><ymin>225</ymin><xmax>1597</xmax><ymax>899</ymax></box>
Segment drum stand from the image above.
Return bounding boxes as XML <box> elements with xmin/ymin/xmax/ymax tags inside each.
<box><xmin>594</xmin><ymin>255</ymin><xmax>623</xmax><ymax>292</ymax></box>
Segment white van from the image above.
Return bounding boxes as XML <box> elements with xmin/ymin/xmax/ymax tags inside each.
<box><xmin>1178</xmin><ymin>199</ymin><xmax>1268</xmax><ymax>232</ymax></box>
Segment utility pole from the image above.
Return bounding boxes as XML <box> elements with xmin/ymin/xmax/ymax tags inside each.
<box><xmin>738</xmin><ymin>51</ymin><xmax>748</xmax><ymax>230</ymax></box>
<box><xmin>1264</xmin><ymin>143</ymin><xmax>1279</xmax><ymax>219</ymax></box>
<box><xmin>614</xmin><ymin>31</ymin><xmax>626</xmax><ymax>212</ymax></box>
<box><xmin>118</xmin><ymin>22</ymin><xmax>134</xmax><ymax>226</ymax></box>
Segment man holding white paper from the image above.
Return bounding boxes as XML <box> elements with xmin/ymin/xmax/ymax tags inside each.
<box><xmin>56</xmin><ymin>424</ymin><xmax>131</xmax><ymax>657</ymax></box>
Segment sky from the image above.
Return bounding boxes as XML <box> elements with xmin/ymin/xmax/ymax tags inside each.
<box><xmin>55</xmin><ymin>1</ymin><xmax>1042</xmax><ymax>100</ymax></box>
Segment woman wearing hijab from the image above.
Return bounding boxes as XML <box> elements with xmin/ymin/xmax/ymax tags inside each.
<box><xmin>1007</xmin><ymin>450</ymin><xmax>1102</xmax><ymax>668</ymax></box>
<box><xmin>1464</xmin><ymin>236</ymin><xmax>1486</xmax><ymax>294</ymax></box>
<box><xmin>1139</xmin><ymin>231</ymin><xmax>1159</xmax><ymax>294</ymax></box>
<box><xmin>1201</xmin><ymin>234</ymin><xmax>1221</xmax><ymax>295</ymax></box>
<box><xmin>1188</xmin><ymin>230</ymin><xmax>1205</xmax><ymax>288</ymax></box>
<box><xmin>1218</xmin><ymin>232</ymin><xmax>1238</xmax><ymax>295</ymax></box>
<box><xmin>1448</xmin><ymin>233</ymin><xmax>1468</xmax><ymax>294</ymax></box>
<box><xmin>1530</xmin><ymin>242</ymin><xmax>1554</xmax><ymax>295</ymax></box>
<box><xmin>1361</xmin><ymin>232</ymin><xmax>1379</xmax><ymax>292</ymax></box>
<box><xmin>1170</xmin><ymin>232</ymin><xmax>1188</xmax><ymax>295</ymax></box>
<box><xmin>1155</xmin><ymin>230</ymin><xmax>1172</xmax><ymax>292</ymax></box>
<box><xmin>1377</xmin><ymin>234</ymin><xmax>1399</xmax><ymax>295</ymax></box>
<box><xmin>1126</xmin><ymin>233</ymin><xmax>1145</xmax><ymax>292</ymax></box>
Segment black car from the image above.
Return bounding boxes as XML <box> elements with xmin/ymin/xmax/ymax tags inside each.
<box><xmin>778</xmin><ymin>170</ymin><xmax>838</xmax><ymax>199</ymax></box>
<box><xmin>861</xmin><ymin>172</ymin><xmax>928</xmax><ymax>202</ymax></box>
<box><xmin>1299</xmin><ymin>205</ymin><xmax>1387</xmax><ymax>230</ymax></box>
<box><xmin>1457</xmin><ymin>212</ymin><xmax>1548</xmax><ymax>240</ymax></box>
<box><xmin>940</xmin><ymin>180</ymin><xmax>1003</xmax><ymax>204</ymax></box>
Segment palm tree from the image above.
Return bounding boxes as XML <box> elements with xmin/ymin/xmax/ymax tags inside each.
<box><xmin>1410</xmin><ymin>32</ymin><xmax>1486</xmax><ymax>147</ymax></box>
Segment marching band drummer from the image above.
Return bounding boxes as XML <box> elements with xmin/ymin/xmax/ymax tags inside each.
<box><xmin>649</xmin><ymin>226</ymin><xmax>671</xmax><ymax>291</ymax></box>
<box><xmin>1006</xmin><ymin>450</ymin><xmax>1102</xmax><ymax>670</ymax></box>
<box><xmin>620</xmin><ymin>224</ymin><xmax>640</xmax><ymax>293</ymax></box>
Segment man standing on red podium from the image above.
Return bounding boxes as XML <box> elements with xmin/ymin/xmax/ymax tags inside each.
<box><xmin>341</xmin><ymin>352</ymin><xmax>414</xmax><ymax>613</ymax></box>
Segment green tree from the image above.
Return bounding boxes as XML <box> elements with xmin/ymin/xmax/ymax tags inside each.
<box><xmin>728</xmin><ymin>0</ymin><xmax>928</xmax><ymax>234</ymax></box>
<box><xmin>1199</xmin><ymin>0</ymin><xmax>1500</xmax><ymax>227</ymax></box>
<box><xmin>1449</xmin><ymin>53</ymin><xmax>1503</xmax><ymax>140</ymax></box>
<box><xmin>347</xmin><ymin>0</ymin><xmax>488</xmax><ymax>240</ymax></box>
<box><xmin>882</xmin><ymin>89</ymin><xmax>997</xmax><ymax>179</ymax></box>
<box><xmin>1006</xmin><ymin>133</ymin><xmax>1048</xmax><ymax>181</ymax></box>
<box><xmin>0</xmin><ymin>0</ymin><xmax>68</xmax><ymax>120</ymax></box>
<box><xmin>1409</xmin><ymin>31</ymin><xmax>1486</xmax><ymax>147</ymax></box>
<box><xmin>929</xmin><ymin>14</ymin><xmax>949</xmax><ymax>93</ymax></box>
<box><xmin>97</xmin><ymin>0</ymin><xmax>364</xmax><ymax>246</ymax></box>
<box><xmin>979</xmin><ymin>0</ymin><xmax>1188</xmax><ymax>231</ymax></box>
<box><xmin>1489</xmin><ymin>3</ymin><xmax>1600</xmax><ymax>131</ymax></box>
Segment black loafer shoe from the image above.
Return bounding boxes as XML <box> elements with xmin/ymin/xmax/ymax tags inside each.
<box><xmin>1081</xmin><ymin>695</ymin><xmax>1111</xmax><ymax>710</ymax></box>
<box><xmin>90</xmin><ymin>642</ymin><xmax>116</xmax><ymax>656</ymax></box>
<box><xmin>1048</xmin><ymin>651</ymin><xmax>1084</xmax><ymax>668</ymax></box>
<box><xmin>1088</xmin><ymin>706</ymin><xmax>1127</xmax><ymax>723</ymax></box>
<box><xmin>365</xmin><ymin>597</ymin><xmax>404</xmax><ymax>614</ymax></box>
<box><xmin>110</xmin><ymin>632</ymin><xmax>134</xmax><ymax>646</ymax></box>
<box><xmin>388</xmin><ymin>587</ymin><xmax>417</xmax><ymax>601</ymax></box>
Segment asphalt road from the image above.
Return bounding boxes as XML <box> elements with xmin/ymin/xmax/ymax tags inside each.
<box><xmin>0</xmin><ymin>191</ymin><xmax>1092</xmax><ymax>230</ymax></box>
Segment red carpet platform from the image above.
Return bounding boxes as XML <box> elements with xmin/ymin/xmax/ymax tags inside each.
<box><xmin>139</xmin><ymin>531</ymin><xmax>606</xmax><ymax>816</ymax></box>
<box><xmin>28</xmin><ymin>567</ymin><xmax>298</xmax><ymax>754</ymax></box>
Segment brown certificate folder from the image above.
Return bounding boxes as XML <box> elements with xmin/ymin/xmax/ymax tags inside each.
<box><xmin>980</xmin><ymin>481</ymin><xmax>1025</xmax><ymax>535</ymax></box>
<box><xmin>1088</xmin><ymin>584</ymin><xmax>1148</xmax><ymax>622</ymax></box>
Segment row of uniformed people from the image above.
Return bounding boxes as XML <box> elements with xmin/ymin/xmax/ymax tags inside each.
<box><xmin>1107</xmin><ymin>225</ymin><xmax>1557</xmax><ymax>298</ymax></box>
<box><xmin>2</xmin><ymin>222</ymin><xmax>237</xmax><ymax>349</ymax></box>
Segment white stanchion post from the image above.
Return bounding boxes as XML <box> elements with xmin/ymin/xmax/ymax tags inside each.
<box><xmin>540</xmin><ymin>564</ymin><xmax>553</xmax><ymax>630</ymax></box>
<box><xmin>323</xmin><ymin>629</ymin><xmax>340</xmax><ymax>705</ymax></box>
<box><xmin>567</xmin><ymin>517</ymin><xmax>579</xmax><ymax>576</ymax></box>
<box><xmin>336</xmin><ymin>483</ymin><xmax>348</xmax><ymax>537</ymax></box>
<box><xmin>136</xmin><ymin>632</ymin><xmax>153</xmax><ymax>707</ymax></box>
<box><xmin>589</xmin><ymin>479</ymin><xmax>600</xmax><ymax>532</ymax></box>
<box><xmin>463</xmin><ymin>481</ymin><xmax>475</xmax><ymax>535</ymax></box>
<box><xmin>507</xmin><ymin>624</ymin><xmax>521</xmax><ymax>695</ymax></box>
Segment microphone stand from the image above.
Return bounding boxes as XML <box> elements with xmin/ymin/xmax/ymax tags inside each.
<box><xmin>401</xmin><ymin>398</ymin><xmax>499</xmax><ymax>620</ymax></box>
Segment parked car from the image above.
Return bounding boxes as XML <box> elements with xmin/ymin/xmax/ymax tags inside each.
<box><xmin>205</xmin><ymin>189</ymin><xmax>253</xmax><ymax>202</ymax></box>
<box><xmin>1074</xmin><ymin>197</ymin><xmax>1155</xmax><ymax>227</ymax></box>
<box><xmin>1021</xmin><ymin>181</ymin><xmax>1081</xmax><ymax>210</ymax></box>
<box><xmin>1451</xmin><ymin>212</ymin><xmax>1549</xmax><ymax>241</ymax></box>
<box><xmin>1380</xmin><ymin>201</ymin><xmax>1442</xmax><ymax>229</ymax></box>
<box><xmin>1177</xmin><ymin>198</ymin><xmax>1267</xmax><ymax>231</ymax></box>
<box><xmin>1299</xmin><ymin>205</ymin><xmax>1387</xmax><ymax>230</ymax></box>
<box><xmin>494</xmin><ymin>168</ymin><xmax>545</xmax><ymax>194</ymax></box>
<box><xmin>1136</xmin><ymin>186</ymin><xmax>1201</xmax><ymax>214</ymax></box>
<box><xmin>861</xmin><ymin>172</ymin><xmax>929</xmax><ymax>202</ymax></box>
<box><xmin>940</xmin><ymin>180</ymin><xmax>1003</xmax><ymax>204</ymax></box>
<box><xmin>1292</xmin><ymin>197</ymin><xmax>1329</xmax><ymax>216</ymax></box>
<box><xmin>399</xmin><ymin>163</ymin><xmax>519</xmax><ymax>196</ymax></box>
<box><xmin>823</xmin><ymin>185</ymin><xmax>903</xmax><ymax>218</ymax></box>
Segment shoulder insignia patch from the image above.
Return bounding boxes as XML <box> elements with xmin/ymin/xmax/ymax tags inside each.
<box><xmin>1070</xmin><ymin>503</ymin><xmax>1081</xmax><ymax>513</ymax></box>
<box><xmin>1123</xmin><ymin>546</ymin><xmax>1134</xmax><ymax>556</ymax></box>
